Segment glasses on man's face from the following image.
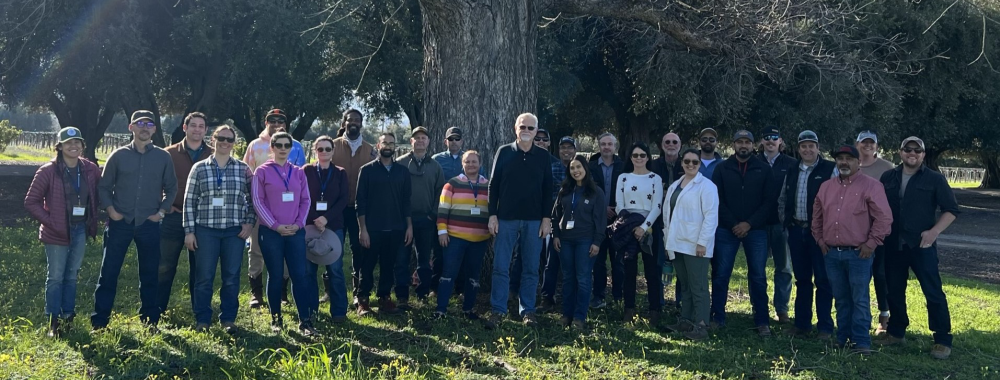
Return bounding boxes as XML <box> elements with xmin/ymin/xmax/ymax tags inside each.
<box><xmin>534</xmin><ymin>137</ymin><xmax>549</xmax><ymax>142</ymax></box>
<box><xmin>902</xmin><ymin>147</ymin><xmax>924</xmax><ymax>154</ymax></box>
<box><xmin>272</xmin><ymin>143</ymin><xmax>292</xmax><ymax>150</ymax></box>
<box><xmin>315</xmin><ymin>147</ymin><xmax>333</xmax><ymax>153</ymax></box>
<box><xmin>700</xmin><ymin>137</ymin><xmax>716</xmax><ymax>143</ymax></box>
<box><xmin>134</xmin><ymin>121</ymin><xmax>156</xmax><ymax>129</ymax></box>
<box><xmin>447</xmin><ymin>137</ymin><xmax>461</xmax><ymax>142</ymax></box>
<box><xmin>682</xmin><ymin>159</ymin><xmax>700</xmax><ymax>166</ymax></box>
<box><xmin>763</xmin><ymin>136</ymin><xmax>780</xmax><ymax>142</ymax></box>
<box><xmin>266</xmin><ymin>118</ymin><xmax>286</xmax><ymax>124</ymax></box>
<box><xmin>215</xmin><ymin>137</ymin><xmax>235</xmax><ymax>143</ymax></box>
<box><xmin>663</xmin><ymin>140</ymin><xmax>679</xmax><ymax>145</ymax></box>
<box><xmin>631</xmin><ymin>153</ymin><xmax>648</xmax><ymax>159</ymax></box>
<box><xmin>518</xmin><ymin>125</ymin><xmax>536</xmax><ymax>131</ymax></box>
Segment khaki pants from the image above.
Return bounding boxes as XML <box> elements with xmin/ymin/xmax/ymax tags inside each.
<box><xmin>248</xmin><ymin>223</ymin><xmax>288</xmax><ymax>278</ymax></box>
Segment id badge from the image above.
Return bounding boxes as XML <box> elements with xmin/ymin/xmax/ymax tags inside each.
<box><xmin>212</xmin><ymin>197</ymin><xmax>225</xmax><ymax>207</ymax></box>
<box><xmin>317</xmin><ymin>202</ymin><xmax>328</xmax><ymax>211</ymax></box>
<box><xmin>566</xmin><ymin>220</ymin><xmax>575</xmax><ymax>230</ymax></box>
<box><xmin>72</xmin><ymin>206</ymin><xmax>86</xmax><ymax>216</ymax></box>
<box><xmin>282</xmin><ymin>192</ymin><xmax>295</xmax><ymax>202</ymax></box>
<box><xmin>470</xmin><ymin>207</ymin><xmax>481</xmax><ymax>215</ymax></box>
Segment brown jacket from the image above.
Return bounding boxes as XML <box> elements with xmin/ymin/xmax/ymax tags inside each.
<box><xmin>331</xmin><ymin>137</ymin><xmax>376</xmax><ymax>205</ymax></box>
<box><xmin>165</xmin><ymin>140</ymin><xmax>214</xmax><ymax>211</ymax></box>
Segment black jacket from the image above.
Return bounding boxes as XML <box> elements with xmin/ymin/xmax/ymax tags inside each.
<box><xmin>758</xmin><ymin>152</ymin><xmax>796</xmax><ymax>225</ymax></box>
<box><xmin>552</xmin><ymin>187</ymin><xmax>608</xmax><ymax>246</ymax></box>
<box><xmin>489</xmin><ymin>142</ymin><xmax>555</xmax><ymax>220</ymax></box>
<box><xmin>712</xmin><ymin>155</ymin><xmax>775</xmax><ymax>230</ymax></box>
<box><xmin>783</xmin><ymin>158</ymin><xmax>836</xmax><ymax>225</ymax></box>
<box><xmin>356</xmin><ymin>160</ymin><xmax>411</xmax><ymax>231</ymax></box>
<box><xmin>880</xmin><ymin>165</ymin><xmax>960</xmax><ymax>250</ymax></box>
<box><xmin>589</xmin><ymin>154</ymin><xmax>625</xmax><ymax>214</ymax></box>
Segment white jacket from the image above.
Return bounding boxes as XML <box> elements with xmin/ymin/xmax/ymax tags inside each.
<box><xmin>661</xmin><ymin>173</ymin><xmax>719</xmax><ymax>259</ymax></box>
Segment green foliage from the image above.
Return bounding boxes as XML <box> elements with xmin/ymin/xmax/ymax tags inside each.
<box><xmin>0</xmin><ymin>120</ymin><xmax>22</xmax><ymax>153</ymax></box>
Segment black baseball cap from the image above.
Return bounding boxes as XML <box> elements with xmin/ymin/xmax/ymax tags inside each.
<box><xmin>559</xmin><ymin>136</ymin><xmax>577</xmax><ymax>148</ymax></box>
<box><xmin>446</xmin><ymin>127</ymin><xmax>462</xmax><ymax>138</ymax></box>
<box><xmin>265</xmin><ymin>109</ymin><xmax>287</xmax><ymax>121</ymax></box>
<box><xmin>131</xmin><ymin>110</ymin><xmax>155</xmax><ymax>123</ymax></box>
<box><xmin>832</xmin><ymin>145</ymin><xmax>860</xmax><ymax>159</ymax></box>
<box><xmin>411</xmin><ymin>126</ymin><xmax>429</xmax><ymax>137</ymax></box>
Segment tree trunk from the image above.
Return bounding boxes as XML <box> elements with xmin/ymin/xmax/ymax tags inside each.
<box><xmin>291</xmin><ymin>113</ymin><xmax>316</xmax><ymax>141</ymax></box>
<box><xmin>980</xmin><ymin>150</ymin><xmax>1000</xmax><ymax>189</ymax></box>
<box><xmin>419</xmin><ymin>0</ymin><xmax>538</xmax><ymax>168</ymax></box>
<box><xmin>48</xmin><ymin>91</ymin><xmax>118</xmax><ymax>163</ymax></box>
<box><xmin>924</xmin><ymin>148</ymin><xmax>944</xmax><ymax>171</ymax></box>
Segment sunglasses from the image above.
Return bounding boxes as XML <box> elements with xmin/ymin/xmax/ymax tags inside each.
<box><xmin>682</xmin><ymin>159</ymin><xmax>700</xmax><ymax>166</ymax></box>
<box><xmin>315</xmin><ymin>147</ymin><xmax>333</xmax><ymax>152</ymax></box>
<box><xmin>763</xmin><ymin>136</ymin><xmax>780</xmax><ymax>141</ymax></box>
<box><xmin>266</xmin><ymin>118</ymin><xmax>286</xmax><ymax>124</ymax></box>
<box><xmin>447</xmin><ymin>137</ymin><xmax>462</xmax><ymax>142</ymax></box>
<box><xmin>215</xmin><ymin>137</ymin><xmax>235</xmax><ymax>143</ymax></box>
<box><xmin>663</xmin><ymin>140</ymin><xmax>679</xmax><ymax>145</ymax></box>
<box><xmin>272</xmin><ymin>143</ymin><xmax>292</xmax><ymax>149</ymax></box>
<box><xmin>902</xmin><ymin>147</ymin><xmax>924</xmax><ymax>154</ymax></box>
<box><xmin>631</xmin><ymin>153</ymin><xmax>648</xmax><ymax>159</ymax></box>
<box><xmin>700</xmin><ymin>137</ymin><xmax>716</xmax><ymax>143</ymax></box>
<box><xmin>534</xmin><ymin>137</ymin><xmax>549</xmax><ymax>142</ymax></box>
<box><xmin>518</xmin><ymin>125</ymin><xmax>537</xmax><ymax>131</ymax></box>
<box><xmin>134</xmin><ymin>121</ymin><xmax>156</xmax><ymax>129</ymax></box>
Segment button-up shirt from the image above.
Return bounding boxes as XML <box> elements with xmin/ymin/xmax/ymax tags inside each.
<box><xmin>99</xmin><ymin>142</ymin><xmax>178</xmax><ymax>226</ymax></box>
<box><xmin>811</xmin><ymin>172</ymin><xmax>892</xmax><ymax>249</ymax></box>
<box><xmin>550</xmin><ymin>155</ymin><xmax>566</xmax><ymax>201</ymax></box>
<box><xmin>880</xmin><ymin>164</ymin><xmax>961</xmax><ymax>249</ymax></box>
<box><xmin>600</xmin><ymin>160</ymin><xmax>614</xmax><ymax>204</ymax></box>
<box><xmin>183</xmin><ymin>156</ymin><xmax>256</xmax><ymax>234</ymax></box>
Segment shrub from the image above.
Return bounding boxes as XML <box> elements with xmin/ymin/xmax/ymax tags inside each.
<box><xmin>0</xmin><ymin>120</ymin><xmax>21</xmax><ymax>153</ymax></box>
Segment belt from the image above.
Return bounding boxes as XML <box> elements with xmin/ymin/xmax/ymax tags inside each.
<box><xmin>830</xmin><ymin>246</ymin><xmax>856</xmax><ymax>251</ymax></box>
<box><xmin>790</xmin><ymin>220</ymin><xmax>810</xmax><ymax>228</ymax></box>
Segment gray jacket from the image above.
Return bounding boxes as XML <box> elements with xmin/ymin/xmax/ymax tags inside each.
<box><xmin>99</xmin><ymin>142</ymin><xmax>178</xmax><ymax>226</ymax></box>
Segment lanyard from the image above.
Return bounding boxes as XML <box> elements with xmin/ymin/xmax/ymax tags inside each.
<box><xmin>570</xmin><ymin>188</ymin><xmax>581</xmax><ymax>216</ymax></box>
<box><xmin>212</xmin><ymin>157</ymin><xmax>226</xmax><ymax>190</ymax></box>
<box><xmin>67</xmin><ymin>165</ymin><xmax>81</xmax><ymax>203</ymax></box>
<box><xmin>469</xmin><ymin>178</ymin><xmax>480</xmax><ymax>206</ymax></box>
<box><xmin>272</xmin><ymin>164</ymin><xmax>293</xmax><ymax>191</ymax></box>
<box><xmin>319</xmin><ymin>166</ymin><xmax>333</xmax><ymax>200</ymax></box>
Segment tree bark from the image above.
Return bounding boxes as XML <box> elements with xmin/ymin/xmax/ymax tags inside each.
<box><xmin>48</xmin><ymin>91</ymin><xmax>118</xmax><ymax>162</ymax></box>
<box><xmin>419</xmin><ymin>0</ymin><xmax>538</xmax><ymax>168</ymax></box>
<box><xmin>980</xmin><ymin>151</ymin><xmax>1000</xmax><ymax>189</ymax></box>
<box><xmin>292</xmin><ymin>114</ymin><xmax>317</xmax><ymax>141</ymax></box>
<box><xmin>924</xmin><ymin>148</ymin><xmax>944</xmax><ymax>172</ymax></box>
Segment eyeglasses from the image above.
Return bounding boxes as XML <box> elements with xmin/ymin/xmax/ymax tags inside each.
<box><xmin>518</xmin><ymin>125</ymin><xmax>536</xmax><ymax>131</ymax></box>
<box><xmin>682</xmin><ymin>159</ymin><xmax>700</xmax><ymax>166</ymax></box>
<box><xmin>902</xmin><ymin>147</ymin><xmax>924</xmax><ymax>154</ymax></box>
<box><xmin>315</xmin><ymin>147</ymin><xmax>333</xmax><ymax>153</ymax></box>
<box><xmin>631</xmin><ymin>153</ymin><xmax>648</xmax><ymax>159</ymax></box>
<box><xmin>134</xmin><ymin>121</ymin><xmax>156</xmax><ymax>129</ymax></box>
<box><xmin>266</xmin><ymin>118</ymin><xmax>286</xmax><ymax>124</ymax></box>
<box><xmin>215</xmin><ymin>137</ymin><xmax>235</xmax><ymax>143</ymax></box>
<box><xmin>700</xmin><ymin>137</ymin><xmax>716</xmax><ymax>143</ymax></box>
<box><xmin>663</xmin><ymin>140</ymin><xmax>679</xmax><ymax>145</ymax></box>
<box><xmin>272</xmin><ymin>143</ymin><xmax>292</xmax><ymax>149</ymax></box>
<box><xmin>447</xmin><ymin>137</ymin><xmax>462</xmax><ymax>142</ymax></box>
<box><xmin>534</xmin><ymin>137</ymin><xmax>549</xmax><ymax>142</ymax></box>
<box><xmin>763</xmin><ymin>136</ymin><xmax>780</xmax><ymax>142</ymax></box>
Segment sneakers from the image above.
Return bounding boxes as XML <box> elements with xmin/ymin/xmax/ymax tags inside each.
<box><xmin>281</xmin><ymin>278</ymin><xmax>290</xmax><ymax>305</ymax></box>
<box><xmin>222</xmin><ymin>322</ymin><xmax>238</xmax><ymax>335</ymax></box>
<box><xmin>589</xmin><ymin>298</ymin><xmax>606</xmax><ymax>309</ymax></box>
<box><xmin>46</xmin><ymin>318</ymin><xmax>60</xmax><ymax>338</ymax></box>
<box><xmin>270</xmin><ymin>317</ymin><xmax>283</xmax><ymax>333</ymax></box>
<box><xmin>538</xmin><ymin>298</ymin><xmax>556</xmax><ymax>313</ymax></box>
<box><xmin>684</xmin><ymin>323</ymin><xmax>708</xmax><ymax>340</ymax></box>
<box><xmin>666</xmin><ymin>319</ymin><xmax>695</xmax><ymax>333</ymax></box>
<box><xmin>930</xmin><ymin>344</ymin><xmax>952</xmax><ymax>360</ymax></box>
<box><xmin>875</xmin><ymin>315</ymin><xmax>890</xmax><ymax>336</ymax></box>
<box><xmin>757</xmin><ymin>325</ymin><xmax>772</xmax><ymax>337</ymax></box>
<box><xmin>431</xmin><ymin>311</ymin><xmax>447</xmax><ymax>320</ymax></box>
<box><xmin>775</xmin><ymin>312</ymin><xmax>790</xmax><ymax>324</ymax></box>
<box><xmin>299</xmin><ymin>323</ymin><xmax>320</xmax><ymax>337</ymax></box>
<box><xmin>357</xmin><ymin>298</ymin><xmax>374</xmax><ymax>317</ymax></box>
<box><xmin>522</xmin><ymin>312</ymin><xmax>538</xmax><ymax>327</ymax></box>
<box><xmin>378</xmin><ymin>297</ymin><xmax>401</xmax><ymax>315</ymax></box>
<box><xmin>875</xmin><ymin>334</ymin><xmax>907</xmax><ymax>346</ymax></box>
<box><xmin>249</xmin><ymin>275</ymin><xmax>265</xmax><ymax>309</ymax></box>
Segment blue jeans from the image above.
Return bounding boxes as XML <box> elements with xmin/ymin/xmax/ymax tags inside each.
<box><xmin>436</xmin><ymin>236</ymin><xmax>487</xmax><ymax>313</ymax></box>
<box><xmin>44</xmin><ymin>223</ymin><xmax>87</xmax><ymax>319</ymax></box>
<box><xmin>766</xmin><ymin>223</ymin><xmax>792</xmax><ymax>314</ymax></box>
<box><xmin>541</xmin><ymin>238</ymin><xmax>560</xmax><ymax>302</ymax></box>
<box><xmin>192</xmin><ymin>225</ymin><xmax>244</xmax><ymax>325</ymax></box>
<box><xmin>307</xmin><ymin>229</ymin><xmax>347</xmax><ymax>318</ymax></box>
<box><xmin>394</xmin><ymin>218</ymin><xmax>435</xmax><ymax>301</ymax></box>
<box><xmin>824</xmin><ymin>247</ymin><xmax>873</xmax><ymax>348</ymax></box>
<box><xmin>490</xmin><ymin>219</ymin><xmax>542</xmax><ymax>316</ymax></box>
<box><xmin>711</xmin><ymin>228</ymin><xmax>769</xmax><ymax>327</ymax></box>
<box><xmin>787</xmin><ymin>225</ymin><xmax>834</xmax><ymax>334</ymax></box>
<box><xmin>157</xmin><ymin>212</ymin><xmax>195</xmax><ymax>315</ymax></box>
<box><xmin>558</xmin><ymin>239</ymin><xmax>595</xmax><ymax>321</ymax></box>
<box><xmin>92</xmin><ymin>219</ymin><xmax>161</xmax><ymax>327</ymax></box>
<box><xmin>258</xmin><ymin>227</ymin><xmax>316</xmax><ymax>324</ymax></box>
<box><xmin>592</xmin><ymin>238</ymin><xmax>623</xmax><ymax>301</ymax></box>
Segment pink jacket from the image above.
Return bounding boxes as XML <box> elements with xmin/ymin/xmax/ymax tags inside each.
<box><xmin>24</xmin><ymin>158</ymin><xmax>101</xmax><ymax>245</ymax></box>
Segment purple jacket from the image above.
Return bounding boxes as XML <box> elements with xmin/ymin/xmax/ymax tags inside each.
<box><xmin>252</xmin><ymin>159</ymin><xmax>311</xmax><ymax>230</ymax></box>
<box><xmin>24</xmin><ymin>158</ymin><xmax>101</xmax><ymax>245</ymax></box>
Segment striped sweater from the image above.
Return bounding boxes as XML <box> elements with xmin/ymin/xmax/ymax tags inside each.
<box><xmin>437</xmin><ymin>174</ymin><xmax>491</xmax><ymax>242</ymax></box>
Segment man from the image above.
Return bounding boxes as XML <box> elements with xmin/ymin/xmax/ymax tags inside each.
<box><xmin>651</xmin><ymin>132</ymin><xmax>684</xmax><ymax>308</ymax></box>
<box><xmin>157</xmin><ymin>112</ymin><xmax>213</xmax><ymax>316</ymax></box>
<box><xmin>855</xmin><ymin>130</ymin><xmax>895</xmax><ymax>334</ymax></box>
<box><xmin>588</xmin><ymin>132</ymin><xmax>624</xmax><ymax>308</ymax></box>
<box><xmin>92</xmin><ymin>110</ymin><xmax>178</xmax><ymax>331</ymax></box>
<box><xmin>330</xmin><ymin>109</ymin><xmax>377</xmax><ymax>305</ymax></box>
<box><xmin>356</xmin><ymin>133</ymin><xmax>413</xmax><ymax>316</ymax></box>
<box><xmin>711</xmin><ymin>130</ymin><xmax>776</xmax><ymax>336</ymax></box>
<box><xmin>878</xmin><ymin>137</ymin><xmax>959</xmax><ymax>360</ymax></box>
<box><xmin>432</xmin><ymin>127</ymin><xmax>469</xmax><ymax>181</ymax></box>
<box><xmin>757</xmin><ymin>128</ymin><xmax>797</xmax><ymax>323</ymax></box>
<box><xmin>487</xmin><ymin>113</ymin><xmax>554</xmax><ymax>328</ymax></box>
<box><xmin>557</xmin><ymin>136</ymin><xmax>578</xmax><ymax>167</ymax></box>
<box><xmin>394</xmin><ymin>127</ymin><xmax>445</xmax><ymax>309</ymax></box>
<box><xmin>698</xmin><ymin>128</ymin><xmax>724</xmax><ymax>178</ymax></box>
<box><xmin>812</xmin><ymin>145</ymin><xmax>892</xmax><ymax>355</ymax></box>
<box><xmin>243</xmin><ymin>109</ymin><xmax>299</xmax><ymax>307</ymax></box>
<box><xmin>779</xmin><ymin>130</ymin><xmax>837</xmax><ymax>339</ymax></box>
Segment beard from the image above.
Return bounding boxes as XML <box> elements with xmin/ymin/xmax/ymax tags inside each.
<box><xmin>346</xmin><ymin>124</ymin><xmax>361</xmax><ymax>138</ymax></box>
<box><xmin>735</xmin><ymin>149</ymin><xmax>751</xmax><ymax>159</ymax></box>
<box><xmin>838</xmin><ymin>166</ymin><xmax>852</xmax><ymax>176</ymax></box>
<box><xmin>379</xmin><ymin>149</ymin><xmax>394</xmax><ymax>158</ymax></box>
<box><xmin>701</xmin><ymin>144</ymin><xmax>715</xmax><ymax>153</ymax></box>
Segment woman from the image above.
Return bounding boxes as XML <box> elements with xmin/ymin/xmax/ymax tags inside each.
<box><xmin>24</xmin><ymin>127</ymin><xmax>101</xmax><ymax>338</ymax></box>
<box><xmin>433</xmin><ymin>151</ymin><xmax>490</xmax><ymax>323</ymax></box>
<box><xmin>183</xmin><ymin>126</ymin><xmax>256</xmax><ymax>334</ymax></box>
<box><xmin>251</xmin><ymin>131</ymin><xmax>318</xmax><ymax>336</ymax></box>
<box><xmin>552</xmin><ymin>156</ymin><xmax>606</xmax><ymax>330</ymax></box>
<box><xmin>303</xmin><ymin>135</ymin><xmax>349</xmax><ymax>322</ymax></box>
<box><xmin>614</xmin><ymin>142</ymin><xmax>664</xmax><ymax>325</ymax></box>
<box><xmin>662</xmin><ymin>149</ymin><xmax>719</xmax><ymax>340</ymax></box>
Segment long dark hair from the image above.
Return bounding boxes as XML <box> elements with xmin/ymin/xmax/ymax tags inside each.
<box><xmin>558</xmin><ymin>156</ymin><xmax>598</xmax><ymax>199</ymax></box>
<box><xmin>623</xmin><ymin>142</ymin><xmax>652</xmax><ymax>173</ymax></box>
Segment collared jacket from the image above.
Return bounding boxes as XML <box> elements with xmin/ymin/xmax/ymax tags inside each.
<box><xmin>24</xmin><ymin>157</ymin><xmax>101</xmax><ymax>245</ymax></box>
<box><xmin>304</xmin><ymin>163</ymin><xmax>349</xmax><ymax>230</ymax></box>
<box><xmin>757</xmin><ymin>152</ymin><xmax>797</xmax><ymax>225</ymax></box>
<box><xmin>712</xmin><ymin>155</ymin><xmax>775</xmax><ymax>230</ymax></box>
<box><xmin>782</xmin><ymin>158</ymin><xmax>837</xmax><ymax>226</ymax></box>
<box><xmin>165</xmin><ymin>140</ymin><xmax>213</xmax><ymax>211</ymax></box>
<box><xmin>662</xmin><ymin>173</ymin><xmax>719</xmax><ymax>259</ymax></box>
<box><xmin>880</xmin><ymin>164</ymin><xmax>960</xmax><ymax>250</ymax></box>
<box><xmin>397</xmin><ymin>152</ymin><xmax>446</xmax><ymax>222</ymax></box>
<box><xmin>699</xmin><ymin>151</ymin><xmax>724</xmax><ymax>178</ymax></box>
<box><xmin>99</xmin><ymin>142</ymin><xmax>178</xmax><ymax>226</ymax></box>
<box><xmin>589</xmin><ymin>154</ymin><xmax>624</xmax><ymax>214</ymax></box>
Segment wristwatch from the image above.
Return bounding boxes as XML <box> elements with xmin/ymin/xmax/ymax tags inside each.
<box><xmin>157</xmin><ymin>211</ymin><xmax>166</xmax><ymax>219</ymax></box>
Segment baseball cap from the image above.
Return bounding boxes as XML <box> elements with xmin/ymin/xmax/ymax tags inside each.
<box><xmin>762</xmin><ymin>128</ymin><xmax>780</xmax><ymax>138</ymax></box>
<box><xmin>699</xmin><ymin>128</ymin><xmax>718</xmax><ymax>138</ymax></box>
<box><xmin>797</xmin><ymin>130</ymin><xmax>819</xmax><ymax>144</ymax></box>
<box><xmin>58</xmin><ymin>127</ymin><xmax>84</xmax><ymax>143</ymax></box>
<box><xmin>536</xmin><ymin>128</ymin><xmax>549</xmax><ymax>137</ymax></box>
<box><xmin>559</xmin><ymin>136</ymin><xmax>577</xmax><ymax>148</ymax></box>
<box><xmin>856</xmin><ymin>130</ymin><xmax>878</xmax><ymax>143</ymax></box>
<box><xmin>832</xmin><ymin>145</ymin><xmax>860</xmax><ymax>159</ymax></box>
<box><xmin>265</xmin><ymin>109</ymin><xmax>287</xmax><ymax>121</ymax></box>
<box><xmin>446</xmin><ymin>127</ymin><xmax>462</xmax><ymax>138</ymax></box>
<box><xmin>411</xmin><ymin>126</ymin><xmax>429</xmax><ymax>137</ymax></box>
<box><xmin>900</xmin><ymin>136</ymin><xmax>925</xmax><ymax>150</ymax></box>
<box><xmin>130</xmin><ymin>110</ymin><xmax>155</xmax><ymax>123</ymax></box>
<box><xmin>732</xmin><ymin>130</ymin><xmax>754</xmax><ymax>143</ymax></box>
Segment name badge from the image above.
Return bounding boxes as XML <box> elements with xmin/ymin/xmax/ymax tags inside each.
<box><xmin>72</xmin><ymin>207</ymin><xmax>86</xmax><ymax>216</ymax></box>
<box><xmin>212</xmin><ymin>197</ymin><xmax>224</xmax><ymax>207</ymax></box>
<box><xmin>566</xmin><ymin>220</ymin><xmax>575</xmax><ymax>230</ymax></box>
<box><xmin>316</xmin><ymin>202</ymin><xmax>328</xmax><ymax>211</ymax></box>
<box><xmin>470</xmin><ymin>207</ymin><xmax>481</xmax><ymax>215</ymax></box>
<box><xmin>282</xmin><ymin>192</ymin><xmax>295</xmax><ymax>202</ymax></box>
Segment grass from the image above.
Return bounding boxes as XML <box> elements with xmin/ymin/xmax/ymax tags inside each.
<box><xmin>0</xmin><ymin>221</ymin><xmax>998</xmax><ymax>379</ymax></box>
<box><xmin>948</xmin><ymin>181</ymin><xmax>983</xmax><ymax>189</ymax></box>
<box><xmin>1</xmin><ymin>145</ymin><xmax>109</xmax><ymax>166</ymax></box>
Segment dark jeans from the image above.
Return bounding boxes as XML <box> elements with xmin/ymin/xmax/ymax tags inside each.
<box><xmin>711</xmin><ymin>228</ymin><xmax>769</xmax><ymax>327</ymax></box>
<box><xmin>824</xmin><ymin>247</ymin><xmax>873</xmax><ymax>348</ymax></box>
<box><xmin>593</xmin><ymin>237</ymin><xmax>623</xmax><ymax>301</ymax></box>
<box><xmin>258</xmin><ymin>227</ymin><xmax>315</xmax><ymax>324</ymax></box>
<box><xmin>510</xmin><ymin>238</ymin><xmax>551</xmax><ymax>295</ymax></box>
<box><xmin>558</xmin><ymin>239</ymin><xmax>595</xmax><ymax>321</ymax></box>
<box><xmin>436</xmin><ymin>236</ymin><xmax>487</xmax><ymax>313</ymax></box>
<box><xmin>541</xmin><ymin>238</ymin><xmax>560</xmax><ymax>302</ymax></box>
<box><xmin>624</xmin><ymin>242</ymin><xmax>663</xmax><ymax>312</ymax></box>
<box><xmin>786</xmin><ymin>225</ymin><xmax>834</xmax><ymax>334</ymax></box>
<box><xmin>359</xmin><ymin>230</ymin><xmax>404</xmax><ymax>299</ymax></box>
<box><xmin>872</xmin><ymin>245</ymin><xmax>889</xmax><ymax>312</ymax></box>
<box><xmin>92</xmin><ymin>219</ymin><xmax>161</xmax><ymax>328</ymax></box>
<box><xmin>157</xmin><ymin>212</ymin><xmax>195</xmax><ymax>315</ymax></box>
<box><xmin>765</xmin><ymin>223</ymin><xmax>792</xmax><ymax>314</ymax></box>
<box><xmin>343</xmin><ymin>206</ymin><xmax>361</xmax><ymax>295</ymax></box>
<box><xmin>192</xmin><ymin>225</ymin><xmax>244</xmax><ymax>324</ymax></box>
<box><xmin>886</xmin><ymin>244</ymin><xmax>953</xmax><ymax>347</ymax></box>
<box><xmin>394</xmin><ymin>218</ymin><xmax>435</xmax><ymax>301</ymax></box>
<box><xmin>307</xmin><ymin>229</ymin><xmax>347</xmax><ymax>318</ymax></box>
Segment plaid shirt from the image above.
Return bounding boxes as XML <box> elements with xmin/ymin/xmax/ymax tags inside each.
<box><xmin>550</xmin><ymin>155</ymin><xmax>565</xmax><ymax>201</ymax></box>
<box><xmin>183</xmin><ymin>156</ymin><xmax>257</xmax><ymax>234</ymax></box>
<box><xmin>794</xmin><ymin>160</ymin><xmax>839</xmax><ymax>222</ymax></box>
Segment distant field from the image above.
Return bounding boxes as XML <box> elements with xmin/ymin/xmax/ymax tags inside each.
<box><xmin>1</xmin><ymin>145</ymin><xmax>108</xmax><ymax>166</ymax></box>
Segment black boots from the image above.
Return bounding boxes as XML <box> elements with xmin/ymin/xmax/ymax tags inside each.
<box><xmin>249</xmin><ymin>275</ymin><xmax>265</xmax><ymax>308</ymax></box>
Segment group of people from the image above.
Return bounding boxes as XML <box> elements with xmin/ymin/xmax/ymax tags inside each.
<box><xmin>25</xmin><ymin>109</ymin><xmax>959</xmax><ymax>360</ymax></box>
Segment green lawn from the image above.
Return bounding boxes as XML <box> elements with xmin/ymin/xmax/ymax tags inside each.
<box><xmin>0</xmin><ymin>222</ymin><xmax>998</xmax><ymax>379</ymax></box>
<box><xmin>948</xmin><ymin>181</ymin><xmax>983</xmax><ymax>189</ymax></box>
<box><xmin>1</xmin><ymin>145</ymin><xmax>109</xmax><ymax>166</ymax></box>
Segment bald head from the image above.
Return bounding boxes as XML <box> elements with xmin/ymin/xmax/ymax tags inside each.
<box><xmin>661</xmin><ymin>132</ymin><xmax>681</xmax><ymax>158</ymax></box>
